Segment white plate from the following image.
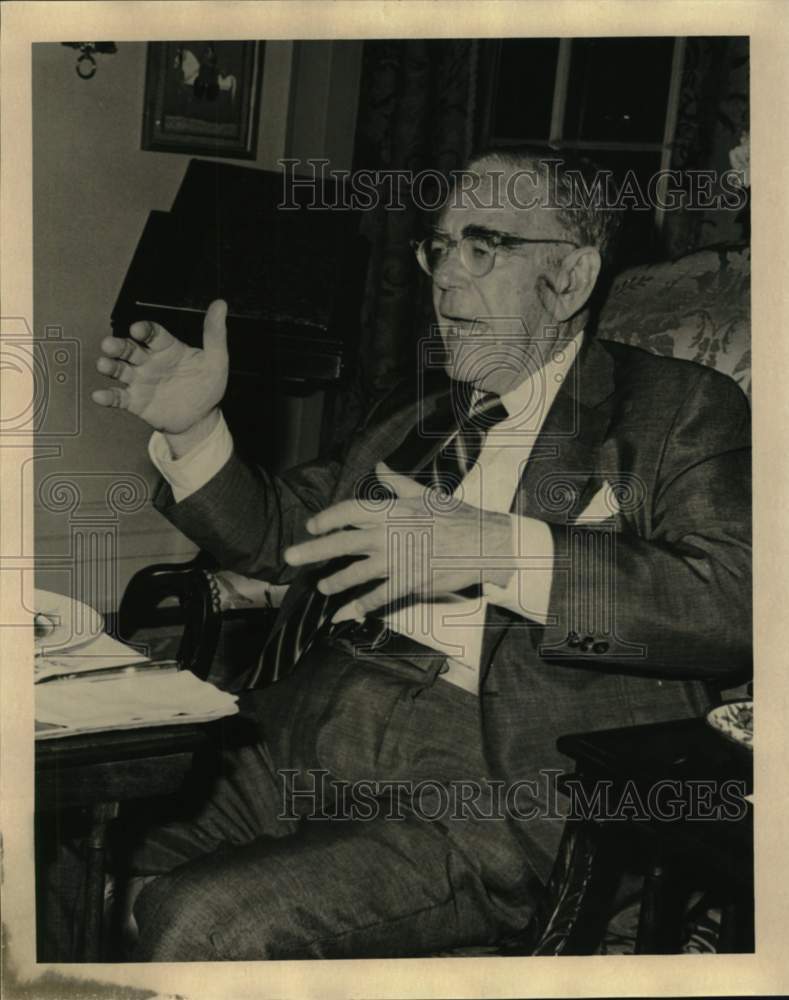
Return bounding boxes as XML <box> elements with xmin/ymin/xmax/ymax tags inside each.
<box><xmin>706</xmin><ymin>699</ymin><xmax>753</xmax><ymax>751</ymax></box>
<box><xmin>33</xmin><ymin>589</ymin><xmax>104</xmax><ymax>655</ymax></box>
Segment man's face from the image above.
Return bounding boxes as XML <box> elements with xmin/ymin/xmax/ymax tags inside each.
<box><xmin>430</xmin><ymin>167</ymin><xmax>571</xmax><ymax>396</ymax></box>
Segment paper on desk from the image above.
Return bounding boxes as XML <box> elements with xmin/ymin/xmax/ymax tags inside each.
<box><xmin>35</xmin><ymin>669</ymin><xmax>238</xmax><ymax>738</ymax></box>
<box><xmin>35</xmin><ymin>632</ymin><xmax>150</xmax><ymax>683</ymax></box>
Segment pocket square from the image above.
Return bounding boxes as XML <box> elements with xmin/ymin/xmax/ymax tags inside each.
<box><xmin>575</xmin><ymin>481</ymin><xmax>619</xmax><ymax>523</ymax></box>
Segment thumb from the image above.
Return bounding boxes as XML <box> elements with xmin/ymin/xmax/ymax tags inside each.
<box><xmin>203</xmin><ymin>299</ymin><xmax>229</xmax><ymax>359</ymax></box>
<box><xmin>376</xmin><ymin>461</ymin><xmax>423</xmax><ymax>499</ymax></box>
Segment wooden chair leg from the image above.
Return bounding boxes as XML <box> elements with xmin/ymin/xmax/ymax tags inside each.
<box><xmin>635</xmin><ymin>857</ymin><xmax>666</xmax><ymax>953</ymax></box>
<box><xmin>634</xmin><ymin>847</ymin><xmax>685</xmax><ymax>954</ymax></box>
<box><xmin>81</xmin><ymin>801</ymin><xmax>119</xmax><ymax>961</ymax></box>
<box><xmin>718</xmin><ymin>895</ymin><xmax>754</xmax><ymax>953</ymax></box>
<box><xmin>526</xmin><ymin>819</ymin><xmax>619</xmax><ymax>955</ymax></box>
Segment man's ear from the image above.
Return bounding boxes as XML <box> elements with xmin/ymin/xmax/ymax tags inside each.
<box><xmin>541</xmin><ymin>246</ymin><xmax>602</xmax><ymax>321</ymax></box>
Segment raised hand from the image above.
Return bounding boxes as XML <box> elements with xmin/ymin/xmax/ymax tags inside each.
<box><xmin>91</xmin><ymin>299</ymin><xmax>229</xmax><ymax>436</ymax></box>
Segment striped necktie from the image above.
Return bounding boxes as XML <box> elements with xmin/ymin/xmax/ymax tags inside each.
<box><xmin>254</xmin><ymin>390</ymin><xmax>508</xmax><ymax>684</ymax></box>
<box><xmin>387</xmin><ymin>390</ymin><xmax>509</xmax><ymax>493</ymax></box>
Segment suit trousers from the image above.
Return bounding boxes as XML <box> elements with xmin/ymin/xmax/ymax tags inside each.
<box><xmin>129</xmin><ymin>626</ymin><xmax>540</xmax><ymax>960</ymax></box>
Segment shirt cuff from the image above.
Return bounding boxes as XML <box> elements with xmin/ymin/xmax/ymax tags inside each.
<box><xmin>148</xmin><ymin>412</ymin><xmax>234</xmax><ymax>503</ymax></box>
<box><xmin>483</xmin><ymin>515</ymin><xmax>554</xmax><ymax>624</ymax></box>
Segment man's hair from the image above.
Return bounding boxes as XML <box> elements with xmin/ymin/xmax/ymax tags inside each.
<box><xmin>465</xmin><ymin>145</ymin><xmax>623</xmax><ymax>275</ymax></box>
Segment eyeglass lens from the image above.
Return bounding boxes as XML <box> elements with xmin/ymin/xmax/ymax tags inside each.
<box><xmin>420</xmin><ymin>236</ymin><xmax>494</xmax><ymax>277</ymax></box>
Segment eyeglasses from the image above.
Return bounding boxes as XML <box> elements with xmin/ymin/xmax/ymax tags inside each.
<box><xmin>411</xmin><ymin>229</ymin><xmax>580</xmax><ymax>278</ymax></box>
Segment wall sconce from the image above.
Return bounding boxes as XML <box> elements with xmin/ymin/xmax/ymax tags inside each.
<box><xmin>61</xmin><ymin>42</ymin><xmax>118</xmax><ymax>80</ymax></box>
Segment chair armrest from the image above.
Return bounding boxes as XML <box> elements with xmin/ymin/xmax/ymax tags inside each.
<box><xmin>116</xmin><ymin>558</ymin><xmax>200</xmax><ymax>635</ymax></box>
<box><xmin>116</xmin><ymin>560</ymin><xmax>221</xmax><ymax>680</ymax></box>
<box><xmin>213</xmin><ymin>570</ymin><xmax>289</xmax><ymax>613</ymax></box>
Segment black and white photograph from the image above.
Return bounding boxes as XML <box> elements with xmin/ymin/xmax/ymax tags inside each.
<box><xmin>1</xmin><ymin>2</ymin><xmax>786</xmax><ymax>998</ymax></box>
<box><xmin>141</xmin><ymin>40</ymin><xmax>264</xmax><ymax>159</ymax></box>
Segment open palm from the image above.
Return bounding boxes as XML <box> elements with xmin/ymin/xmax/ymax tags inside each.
<box><xmin>92</xmin><ymin>300</ymin><xmax>229</xmax><ymax>434</ymax></box>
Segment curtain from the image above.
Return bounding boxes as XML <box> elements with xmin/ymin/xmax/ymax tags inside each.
<box><xmin>329</xmin><ymin>39</ymin><xmax>480</xmax><ymax>445</ymax></box>
<box><xmin>663</xmin><ymin>36</ymin><xmax>749</xmax><ymax>258</ymax></box>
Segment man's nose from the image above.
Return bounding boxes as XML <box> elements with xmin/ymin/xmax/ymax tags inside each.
<box><xmin>431</xmin><ymin>245</ymin><xmax>469</xmax><ymax>290</ymax></box>
<box><xmin>433</xmin><ymin>244</ymin><xmax>470</xmax><ymax>289</ymax></box>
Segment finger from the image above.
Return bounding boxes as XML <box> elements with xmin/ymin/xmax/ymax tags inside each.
<box><xmin>96</xmin><ymin>356</ymin><xmax>135</xmax><ymax>385</ymax></box>
<box><xmin>203</xmin><ymin>299</ymin><xmax>229</xmax><ymax>359</ymax></box>
<box><xmin>332</xmin><ymin>580</ymin><xmax>393</xmax><ymax>623</ymax></box>
<box><xmin>284</xmin><ymin>529</ymin><xmax>372</xmax><ymax>567</ymax></box>
<box><xmin>375</xmin><ymin>461</ymin><xmax>424</xmax><ymax>499</ymax></box>
<box><xmin>306</xmin><ymin>499</ymin><xmax>385</xmax><ymax>536</ymax></box>
<box><xmin>317</xmin><ymin>556</ymin><xmax>385</xmax><ymax>596</ymax></box>
<box><xmin>330</xmin><ymin>601</ymin><xmax>367</xmax><ymax>625</ymax></box>
<box><xmin>100</xmin><ymin>335</ymin><xmax>148</xmax><ymax>366</ymax></box>
<box><xmin>91</xmin><ymin>387</ymin><xmax>129</xmax><ymax>410</ymax></box>
<box><xmin>129</xmin><ymin>319</ymin><xmax>175</xmax><ymax>352</ymax></box>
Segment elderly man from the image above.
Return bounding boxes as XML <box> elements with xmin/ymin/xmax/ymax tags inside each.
<box><xmin>90</xmin><ymin>147</ymin><xmax>751</xmax><ymax>960</ymax></box>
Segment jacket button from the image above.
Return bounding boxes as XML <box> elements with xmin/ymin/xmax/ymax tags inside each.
<box><xmin>593</xmin><ymin>641</ymin><xmax>609</xmax><ymax>654</ymax></box>
<box><xmin>580</xmin><ymin>637</ymin><xmax>594</xmax><ymax>652</ymax></box>
<box><xmin>567</xmin><ymin>631</ymin><xmax>582</xmax><ymax>647</ymax></box>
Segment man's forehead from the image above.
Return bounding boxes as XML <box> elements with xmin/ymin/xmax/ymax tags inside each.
<box><xmin>438</xmin><ymin>167</ymin><xmax>549</xmax><ymax>235</ymax></box>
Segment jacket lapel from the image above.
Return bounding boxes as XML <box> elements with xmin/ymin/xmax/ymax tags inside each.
<box><xmin>514</xmin><ymin>338</ymin><xmax>617</xmax><ymax>523</ymax></box>
<box><xmin>382</xmin><ymin>389</ymin><xmax>457</xmax><ymax>477</ymax></box>
<box><xmin>480</xmin><ymin>337</ymin><xmax>618</xmax><ymax>673</ymax></box>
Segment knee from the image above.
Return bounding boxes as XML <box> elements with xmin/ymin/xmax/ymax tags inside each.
<box><xmin>132</xmin><ymin>866</ymin><xmax>227</xmax><ymax>961</ymax></box>
<box><xmin>131</xmin><ymin>841</ymin><xmax>340</xmax><ymax>961</ymax></box>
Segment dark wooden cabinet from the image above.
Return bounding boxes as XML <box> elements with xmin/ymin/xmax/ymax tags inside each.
<box><xmin>112</xmin><ymin>159</ymin><xmax>368</xmax><ymax>465</ymax></box>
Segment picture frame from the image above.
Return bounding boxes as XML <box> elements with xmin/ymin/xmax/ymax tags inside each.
<box><xmin>141</xmin><ymin>41</ymin><xmax>264</xmax><ymax>159</ymax></box>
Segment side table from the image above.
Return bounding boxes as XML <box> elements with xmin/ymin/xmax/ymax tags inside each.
<box><xmin>528</xmin><ymin>716</ymin><xmax>753</xmax><ymax>955</ymax></box>
<box><xmin>35</xmin><ymin>719</ymin><xmax>255</xmax><ymax>961</ymax></box>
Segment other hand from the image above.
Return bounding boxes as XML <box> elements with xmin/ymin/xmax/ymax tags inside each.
<box><xmin>284</xmin><ymin>462</ymin><xmax>515</xmax><ymax>621</ymax></box>
<box><xmin>91</xmin><ymin>299</ymin><xmax>229</xmax><ymax>435</ymax></box>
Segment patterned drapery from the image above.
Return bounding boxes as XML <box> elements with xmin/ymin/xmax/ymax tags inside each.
<box><xmin>329</xmin><ymin>39</ymin><xmax>479</xmax><ymax>445</ymax></box>
<box><xmin>663</xmin><ymin>36</ymin><xmax>749</xmax><ymax>258</ymax></box>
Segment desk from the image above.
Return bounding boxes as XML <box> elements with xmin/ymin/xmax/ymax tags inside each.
<box><xmin>533</xmin><ymin>716</ymin><xmax>753</xmax><ymax>954</ymax></box>
<box><xmin>36</xmin><ymin>724</ymin><xmax>214</xmax><ymax>961</ymax></box>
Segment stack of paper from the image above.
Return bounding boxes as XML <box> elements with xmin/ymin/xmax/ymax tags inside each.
<box><xmin>35</xmin><ymin>669</ymin><xmax>238</xmax><ymax>740</ymax></box>
<box><xmin>35</xmin><ymin>632</ymin><xmax>152</xmax><ymax>683</ymax></box>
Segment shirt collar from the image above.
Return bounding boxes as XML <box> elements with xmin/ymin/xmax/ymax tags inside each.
<box><xmin>495</xmin><ymin>330</ymin><xmax>585</xmax><ymax>425</ymax></box>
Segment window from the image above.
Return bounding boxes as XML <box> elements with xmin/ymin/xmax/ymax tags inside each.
<box><xmin>479</xmin><ymin>37</ymin><xmax>686</xmax><ymax>262</ymax></box>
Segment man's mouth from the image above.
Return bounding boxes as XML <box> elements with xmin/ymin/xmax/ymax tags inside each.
<box><xmin>439</xmin><ymin>316</ymin><xmax>488</xmax><ymax>336</ymax></box>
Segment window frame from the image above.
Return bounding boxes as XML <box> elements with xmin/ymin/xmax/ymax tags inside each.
<box><xmin>478</xmin><ymin>37</ymin><xmax>687</xmax><ymax>232</ymax></box>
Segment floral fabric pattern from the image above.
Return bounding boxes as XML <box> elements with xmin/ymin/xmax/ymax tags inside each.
<box><xmin>597</xmin><ymin>246</ymin><xmax>750</xmax><ymax>400</ymax></box>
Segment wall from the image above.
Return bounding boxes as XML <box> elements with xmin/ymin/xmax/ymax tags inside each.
<box><xmin>32</xmin><ymin>40</ymin><xmax>362</xmax><ymax>611</ymax></box>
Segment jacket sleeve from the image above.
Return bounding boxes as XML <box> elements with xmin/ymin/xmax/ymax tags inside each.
<box><xmin>150</xmin><ymin>381</ymin><xmax>414</xmax><ymax>584</ymax></box>
<box><xmin>540</xmin><ymin>369</ymin><xmax>751</xmax><ymax>680</ymax></box>
<box><xmin>153</xmin><ymin>450</ymin><xmax>343</xmax><ymax>584</ymax></box>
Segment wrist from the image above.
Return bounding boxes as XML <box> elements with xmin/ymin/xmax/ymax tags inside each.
<box><xmin>481</xmin><ymin>510</ymin><xmax>516</xmax><ymax>589</ymax></box>
<box><xmin>163</xmin><ymin>408</ymin><xmax>221</xmax><ymax>459</ymax></box>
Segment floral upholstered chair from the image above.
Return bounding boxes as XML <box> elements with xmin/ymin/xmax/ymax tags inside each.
<box><xmin>597</xmin><ymin>245</ymin><xmax>750</xmax><ymax>400</ymax></box>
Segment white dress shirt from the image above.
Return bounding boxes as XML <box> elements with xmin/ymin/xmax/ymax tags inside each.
<box><xmin>149</xmin><ymin>334</ymin><xmax>583</xmax><ymax>695</ymax></box>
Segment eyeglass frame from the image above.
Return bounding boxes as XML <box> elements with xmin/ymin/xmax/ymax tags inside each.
<box><xmin>411</xmin><ymin>225</ymin><xmax>580</xmax><ymax>278</ymax></box>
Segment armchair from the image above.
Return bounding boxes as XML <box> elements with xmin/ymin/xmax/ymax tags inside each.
<box><xmin>596</xmin><ymin>244</ymin><xmax>750</xmax><ymax>400</ymax></box>
<box><xmin>115</xmin><ymin>558</ymin><xmax>283</xmax><ymax>688</ymax></box>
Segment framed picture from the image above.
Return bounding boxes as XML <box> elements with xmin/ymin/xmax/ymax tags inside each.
<box><xmin>142</xmin><ymin>41</ymin><xmax>264</xmax><ymax>159</ymax></box>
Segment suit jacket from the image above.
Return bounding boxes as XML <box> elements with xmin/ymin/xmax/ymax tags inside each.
<box><xmin>154</xmin><ymin>337</ymin><xmax>751</xmax><ymax>883</ymax></box>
